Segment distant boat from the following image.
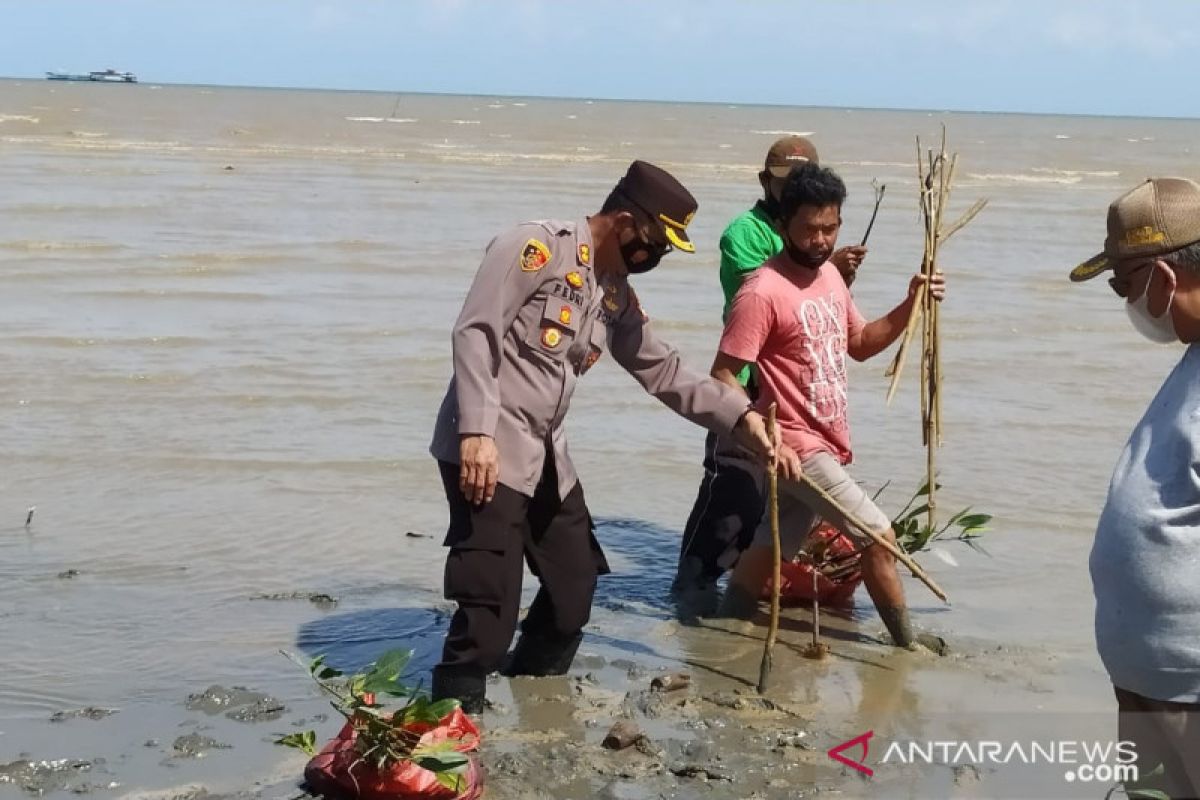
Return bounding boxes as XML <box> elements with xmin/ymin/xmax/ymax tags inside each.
<box><xmin>46</xmin><ymin>69</ymin><xmax>137</xmax><ymax>83</ymax></box>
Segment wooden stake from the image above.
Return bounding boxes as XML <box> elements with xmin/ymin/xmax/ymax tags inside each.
<box><xmin>802</xmin><ymin>562</ymin><xmax>829</xmax><ymax>660</ymax></box>
<box><xmin>811</xmin><ymin>567</ymin><xmax>820</xmax><ymax>646</ymax></box>
<box><xmin>757</xmin><ymin>404</ymin><xmax>782</xmax><ymax>694</ymax></box>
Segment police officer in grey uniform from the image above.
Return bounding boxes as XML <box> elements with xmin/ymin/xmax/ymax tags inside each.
<box><xmin>429</xmin><ymin>160</ymin><xmax>777</xmax><ymax>712</ymax></box>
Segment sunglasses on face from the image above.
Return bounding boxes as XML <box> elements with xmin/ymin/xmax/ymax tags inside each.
<box><xmin>1108</xmin><ymin>261</ymin><xmax>1154</xmax><ymax>299</ymax></box>
<box><xmin>638</xmin><ymin>227</ymin><xmax>673</xmax><ymax>257</ymax></box>
<box><xmin>620</xmin><ymin>195</ymin><xmax>673</xmax><ymax>257</ymax></box>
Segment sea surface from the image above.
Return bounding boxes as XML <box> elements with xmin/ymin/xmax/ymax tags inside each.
<box><xmin>2</xmin><ymin>79</ymin><xmax>1197</xmax><ymax>797</ymax></box>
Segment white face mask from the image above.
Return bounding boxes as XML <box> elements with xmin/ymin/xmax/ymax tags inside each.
<box><xmin>1125</xmin><ymin>266</ymin><xmax>1178</xmax><ymax>344</ymax></box>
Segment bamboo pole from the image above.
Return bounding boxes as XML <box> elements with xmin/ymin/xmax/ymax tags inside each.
<box><xmin>939</xmin><ymin>199</ymin><xmax>988</xmax><ymax>245</ymax></box>
<box><xmin>883</xmin><ymin>142</ymin><xmax>931</xmax><ymax>389</ymax></box>
<box><xmin>923</xmin><ymin>143</ymin><xmax>948</xmax><ymax>527</ymax></box>
<box><xmin>884</xmin><ymin>283</ymin><xmax>924</xmax><ymax>389</ymax></box>
<box><xmin>757</xmin><ymin>404</ymin><xmax>781</xmax><ymax>694</ymax></box>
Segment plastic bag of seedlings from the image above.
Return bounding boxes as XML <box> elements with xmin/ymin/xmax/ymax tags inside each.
<box><xmin>766</xmin><ymin>523</ymin><xmax>862</xmax><ymax>607</ymax></box>
<box><xmin>304</xmin><ymin>705</ymin><xmax>483</xmax><ymax>800</ymax></box>
<box><xmin>277</xmin><ymin>650</ymin><xmax>484</xmax><ymax>800</ymax></box>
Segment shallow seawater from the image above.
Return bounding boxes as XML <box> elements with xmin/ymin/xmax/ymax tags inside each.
<box><xmin>2</xmin><ymin>78</ymin><xmax>1194</xmax><ymax>797</ymax></box>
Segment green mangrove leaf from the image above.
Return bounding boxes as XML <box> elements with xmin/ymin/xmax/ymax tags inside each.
<box><xmin>401</xmin><ymin>695</ymin><xmax>443</xmax><ymax>725</ymax></box>
<box><xmin>435</xmin><ymin>768</ymin><xmax>466</xmax><ymax>792</ymax></box>
<box><xmin>414</xmin><ymin>751</ymin><xmax>470</xmax><ymax>772</ymax></box>
<box><xmin>963</xmin><ymin>537</ymin><xmax>993</xmax><ymax>557</ymax></box>
<box><xmin>369</xmin><ymin>649</ymin><xmax>413</xmax><ymax>680</ymax></box>
<box><xmin>274</xmin><ymin>730</ymin><xmax>317</xmax><ymax>756</ymax></box>
<box><xmin>957</xmin><ymin>513</ymin><xmax>993</xmax><ymax>530</ymax></box>
<box><xmin>428</xmin><ymin>698</ymin><xmax>461</xmax><ymax>719</ymax></box>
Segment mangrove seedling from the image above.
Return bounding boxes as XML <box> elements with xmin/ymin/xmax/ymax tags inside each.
<box><xmin>885</xmin><ymin>479</ymin><xmax>993</xmax><ymax>556</ymax></box>
<box><xmin>275</xmin><ymin>649</ymin><xmax>472</xmax><ymax>792</ymax></box>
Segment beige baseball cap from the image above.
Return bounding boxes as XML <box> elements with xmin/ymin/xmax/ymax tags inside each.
<box><xmin>764</xmin><ymin>136</ymin><xmax>819</xmax><ymax>179</ymax></box>
<box><xmin>1071</xmin><ymin>177</ymin><xmax>1200</xmax><ymax>282</ymax></box>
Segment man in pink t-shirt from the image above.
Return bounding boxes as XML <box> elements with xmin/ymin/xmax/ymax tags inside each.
<box><xmin>714</xmin><ymin>162</ymin><xmax>947</xmax><ymax>651</ymax></box>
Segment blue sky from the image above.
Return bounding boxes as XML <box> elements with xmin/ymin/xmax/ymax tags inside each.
<box><xmin>3</xmin><ymin>0</ymin><xmax>1199</xmax><ymax>118</ymax></box>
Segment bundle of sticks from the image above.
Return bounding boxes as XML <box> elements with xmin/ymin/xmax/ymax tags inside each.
<box><xmin>885</xmin><ymin>128</ymin><xmax>986</xmax><ymax>530</ymax></box>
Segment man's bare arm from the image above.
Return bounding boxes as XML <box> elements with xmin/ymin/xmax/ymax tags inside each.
<box><xmin>711</xmin><ymin>351</ymin><xmax>752</xmax><ymax>395</ymax></box>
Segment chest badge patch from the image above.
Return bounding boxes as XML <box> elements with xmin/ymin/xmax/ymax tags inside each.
<box><xmin>566</xmin><ymin>271</ymin><xmax>584</xmax><ymax>289</ymax></box>
<box><xmin>520</xmin><ymin>239</ymin><xmax>552</xmax><ymax>272</ymax></box>
<box><xmin>541</xmin><ymin>327</ymin><xmax>563</xmax><ymax>349</ymax></box>
<box><xmin>577</xmin><ymin>243</ymin><xmax>591</xmax><ymax>265</ymax></box>
<box><xmin>558</xmin><ymin>305</ymin><xmax>573</xmax><ymax>326</ymax></box>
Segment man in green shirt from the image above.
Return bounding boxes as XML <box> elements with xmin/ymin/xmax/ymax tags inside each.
<box><xmin>672</xmin><ymin>136</ymin><xmax>866</xmax><ymax>604</ymax></box>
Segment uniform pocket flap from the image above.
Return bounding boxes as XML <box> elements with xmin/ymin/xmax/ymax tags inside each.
<box><xmin>541</xmin><ymin>297</ymin><xmax>581</xmax><ymax>333</ymax></box>
<box><xmin>526</xmin><ymin>297</ymin><xmax>580</xmax><ymax>355</ymax></box>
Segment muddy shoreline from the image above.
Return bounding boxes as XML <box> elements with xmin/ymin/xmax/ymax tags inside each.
<box><xmin>4</xmin><ymin>595</ymin><xmax>1095</xmax><ymax>800</ymax></box>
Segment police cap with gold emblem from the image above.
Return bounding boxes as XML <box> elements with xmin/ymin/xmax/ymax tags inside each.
<box><xmin>1071</xmin><ymin>177</ymin><xmax>1200</xmax><ymax>282</ymax></box>
<box><xmin>613</xmin><ymin>160</ymin><xmax>698</xmax><ymax>254</ymax></box>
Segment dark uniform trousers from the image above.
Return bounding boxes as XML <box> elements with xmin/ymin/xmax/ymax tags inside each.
<box><xmin>673</xmin><ymin>431</ymin><xmax>765</xmax><ymax>590</ymax></box>
<box><xmin>433</xmin><ymin>454</ymin><xmax>610</xmax><ymax>693</ymax></box>
<box><xmin>674</xmin><ymin>379</ymin><xmax>764</xmax><ymax>591</ymax></box>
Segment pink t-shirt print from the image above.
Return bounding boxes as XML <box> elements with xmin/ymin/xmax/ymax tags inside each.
<box><xmin>718</xmin><ymin>256</ymin><xmax>866</xmax><ymax>464</ymax></box>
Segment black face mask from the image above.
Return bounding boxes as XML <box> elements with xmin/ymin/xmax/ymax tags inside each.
<box><xmin>760</xmin><ymin>194</ymin><xmax>782</xmax><ymax>222</ymax></box>
<box><xmin>620</xmin><ymin>227</ymin><xmax>667</xmax><ymax>274</ymax></box>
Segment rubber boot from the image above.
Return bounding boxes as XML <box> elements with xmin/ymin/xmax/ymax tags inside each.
<box><xmin>501</xmin><ymin>631</ymin><xmax>583</xmax><ymax>677</ymax></box>
<box><xmin>431</xmin><ymin>665</ymin><xmax>486</xmax><ymax>715</ymax></box>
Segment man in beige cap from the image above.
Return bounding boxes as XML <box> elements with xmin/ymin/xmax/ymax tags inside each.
<box><xmin>1071</xmin><ymin>177</ymin><xmax>1200</xmax><ymax>798</ymax></box>
<box><xmin>672</xmin><ymin>136</ymin><xmax>866</xmax><ymax>604</ymax></box>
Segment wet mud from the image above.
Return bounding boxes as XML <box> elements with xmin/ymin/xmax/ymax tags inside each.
<box><xmin>48</xmin><ymin>708</ymin><xmax>117</xmax><ymax>723</ymax></box>
<box><xmin>248</xmin><ymin>592</ymin><xmax>338</xmax><ymax>609</ymax></box>
<box><xmin>4</xmin><ymin>522</ymin><xmax>1094</xmax><ymax>799</ymax></box>
<box><xmin>0</xmin><ymin>758</ymin><xmax>116</xmax><ymax>796</ymax></box>
<box><xmin>184</xmin><ymin>686</ymin><xmax>286</xmax><ymax>723</ymax></box>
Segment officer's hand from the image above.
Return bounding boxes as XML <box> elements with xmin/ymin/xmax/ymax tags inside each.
<box><xmin>459</xmin><ymin>435</ymin><xmax>500</xmax><ymax>506</ymax></box>
<box><xmin>775</xmin><ymin>444</ymin><xmax>804</xmax><ymax>482</ymax></box>
<box><xmin>733</xmin><ymin>410</ymin><xmax>776</xmax><ymax>464</ymax></box>
<box><xmin>908</xmin><ymin>271</ymin><xmax>946</xmax><ymax>302</ymax></box>
<box><xmin>831</xmin><ymin>246</ymin><xmax>867</xmax><ymax>287</ymax></box>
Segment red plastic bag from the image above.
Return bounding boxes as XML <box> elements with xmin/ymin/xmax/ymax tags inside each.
<box><xmin>304</xmin><ymin>707</ymin><xmax>483</xmax><ymax>800</ymax></box>
<box><xmin>764</xmin><ymin>523</ymin><xmax>862</xmax><ymax>607</ymax></box>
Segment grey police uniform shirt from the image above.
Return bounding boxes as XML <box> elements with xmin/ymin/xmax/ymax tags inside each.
<box><xmin>430</xmin><ymin>218</ymin><xmax>752</xmax><ymax>500</ymax></box>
